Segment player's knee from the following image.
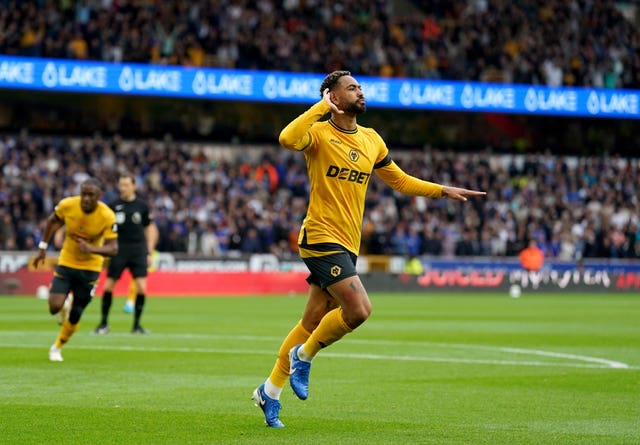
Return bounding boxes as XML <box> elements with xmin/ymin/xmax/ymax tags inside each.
<box><xmin>48</xmin><ymin>295</ymin><xmax>65</xmax><ymax>314</ymax></box>
<box><xmin>355</xmin><ymin>305</ymin><xmax>372</xmax><ymax>325</ymax></box>
<box><xmin>103</xmin><ymin>284</ymin><xmax>115</xmax><ymax>292</ymax></box>
<box><xmin>343</xmin><ymin>304</ymin><xmax>371</xmax><ymax>329</ymax></box>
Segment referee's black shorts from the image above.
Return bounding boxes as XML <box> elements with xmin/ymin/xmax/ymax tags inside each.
<box><xmin>107</xmin><ymin>243</ymin><xmax>148</xmax><ymax>280</ymax></box>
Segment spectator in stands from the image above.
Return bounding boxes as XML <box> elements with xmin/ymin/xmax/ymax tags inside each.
<box><xmin>455</xmin><ymin>229</ymin><xmax>478</xmax><ymax>256</ymax></box>
<box><xmin>1</xmin><ymin>1</ymin><xmax>639</xmax><ymax>89</ymax></box>
<box><xmin>0</xmin><ymin>131</ymin><xmax>638</xmax><ymax>262</ymax></box>
<box><xmin>200</xmin><ymin>221</ymin><xmax>222</xmax><ymax>257</ymax></box>
<box><xmin>421</xmin><ymin>226</ymin><xmax>443</xmax><ymax>256</ymax></box>
<box><xmin>519</xmin><ymin>239</ymin><xmax>545</xmax><ymax>272</ymax></box>
<box><xmin>0</xmin><ymin>213</ymin><xmax>17</xmax><ymax>249</ymax></box>
<box><xmin>164</xmin><ymin>223</ymin><xmax>187</xmax><ymax>252</ymax></box>
<box><xmin>254</xmin><ymin>155</ymin><xmax>280</xmax><ymax>194</ymax></box>
<box><xmin>240</xmin><ymin>226</ymin><xmax>263</xmax><ymax>253</ymax></box>
<box><xmin>403</xmin><ymin>254</ymin><xmax>424</xmax><ymax>275</ymax></box>
<box><xmin>389</xmin><ymin>225</ymin><xmax>411</xmax><ymax>255</ymax></box>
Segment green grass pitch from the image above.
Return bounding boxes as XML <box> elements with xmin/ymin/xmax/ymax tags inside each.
<box><xmin>1</xmin><ymin>292</ymin><xmax>639</xmax><ymax>444</ymax></box>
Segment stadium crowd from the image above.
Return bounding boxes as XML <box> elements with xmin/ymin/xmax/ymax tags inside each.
<box><xmin>1</xmin><ymin>132</ymin><xmax>638</xmax><ymax>261</ymax></box>
<box><xmin>1</xmin><ymin>1</ymin><xmax>639</xmax><ymax>261</ymax></box>
<box><xmin>1</xmin><ymin>0</ymin><xmax>639</xmax><ymax>89</ymax></box>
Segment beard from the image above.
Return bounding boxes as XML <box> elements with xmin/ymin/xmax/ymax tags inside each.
<box><xmin>344</xmin><ymin>101</ymin><xmax>366</xmax><ymax>114</ymax></box>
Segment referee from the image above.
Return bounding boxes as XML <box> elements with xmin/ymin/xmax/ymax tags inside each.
<box><xmin>95</xmin><ymin>172</ymin><xmax>158</xmax><ymax>334</ymax></box>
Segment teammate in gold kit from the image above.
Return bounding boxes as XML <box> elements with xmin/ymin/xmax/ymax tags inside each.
<box><xmin>34</xmin><ymin>178</ymin><xmax>118</xmax><ymax>362</ymax></box>
<box><xmin>252</xmin><ymin>71</ymin><xmax>486</xmax><ymax>427</ymax></box>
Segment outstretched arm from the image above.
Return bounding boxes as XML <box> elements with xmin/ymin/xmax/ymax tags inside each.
<box><xmin>375</xmin><ymin>160</ymin><xmax>444</xmax><ymax>198</ymax></box>
<box><xmin>376</xmin><ymin>160</ymin><xmax>486</xmax><ymax>200</ymax></box>
<box><xmin>441</xmin><ymin>185</ymin><xmax>487</xmax><ymax>202</ymax></box>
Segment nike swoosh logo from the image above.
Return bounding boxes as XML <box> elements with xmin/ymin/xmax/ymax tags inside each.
<box><xmin>290</xmin><ymin>367</ymin><xmax>297</xmax><ymax>374</ymax></box>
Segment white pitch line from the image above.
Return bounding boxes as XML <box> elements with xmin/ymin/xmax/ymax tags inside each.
<box><xmin>318</xmin><ymin>351</ymin><xmax>630</xmax><ymax>369</ymax></box>
<box><xmin>0</xmin><ymin>339</ymin><xmax>634</xmax><ymax>370</ymax></box>
<box><xmin>80</xmin><ymin>332</ymin><xmax>634</xmax><ymax>370</ymax></box>
<box><xmin>494</xmin><ymin>346</ymin><xmax>629</xmax><ymax>369</ymax></box>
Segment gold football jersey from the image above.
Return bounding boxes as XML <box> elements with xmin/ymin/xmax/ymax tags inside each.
<box><xmin>297</xmin><ymin>119</ymin><xmax>388</xmax><ymax>255</ymax></box>
<box><xmin>280</xmin><ymin>100</ymin><xmax>443</xmax><ymax>256</ymax></box>
<box><xmin>55</xmin><ymin>196</ymin><xmax>118</xmax><ymax>272</ymax></box>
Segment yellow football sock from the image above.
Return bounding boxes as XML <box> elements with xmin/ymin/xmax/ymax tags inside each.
<box><xmin>128</xmin><ymin>281</ymin><xmax>136</xmax><ymax>304</ymax></box>
<box><xmin>54</xmin><ymin>319</ymin><xmax>79</xmax><ymax>349</ymax></box>
<box><xmin>268</xmin><ymin>321</ymin><xmax>311</xmax><ymax>388</ymax></box>
<box><xmin>303</xmin><ymin>308</ymin><xmax>352</xmax><ymax>357</ymax></box>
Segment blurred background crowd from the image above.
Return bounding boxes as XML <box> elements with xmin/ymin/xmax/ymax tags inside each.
<box><xmin>1</xmin><ymin>0</ymin><xmax>639</xmax><ymax>89</ymax></box>
<box><xmin>1</xmin><ymin>132</ymin><xmax>638</xmax><ymax>260</ymax></box>
<box><xmin>0</xmin><ymin>0</ymin><xmax>638</xmax><ymax>261</ymax></box>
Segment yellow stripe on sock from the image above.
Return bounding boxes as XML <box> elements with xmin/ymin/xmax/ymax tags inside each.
<box><xmin>303</xmin><ymin>308</ymin><xmax>352</xmax><ymax>357</ymax></box>
<box><xmin>55</xmin><ymin>319</ymin><xmax>79</xmax><ymax>349</ymax></box>
<box><xmin>268</xmin><ymin>321</ymin><xmax>311</xmax><ymax>388</ymax></box>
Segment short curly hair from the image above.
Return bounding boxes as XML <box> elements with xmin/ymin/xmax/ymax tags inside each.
<box><xmin>81</xmin><ymin>177</ymin><xmax>103</xmax><ymax>190</ymax></box>
<box><xmin>319</xmin><ymin>70</ymin><xmax>351</xmax><ymax>97</ymax></box>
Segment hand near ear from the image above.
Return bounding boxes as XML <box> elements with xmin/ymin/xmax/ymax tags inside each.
<box><xmin>323</xmin><ymin>88</ymin><xmax>344</xmax><ymax>114</ymax></box>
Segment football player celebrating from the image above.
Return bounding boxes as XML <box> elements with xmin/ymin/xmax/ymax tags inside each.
<box><xmin>252</xmin><ymin>71</ymin><xmax>486</xmax><ymax>427</ymax></box>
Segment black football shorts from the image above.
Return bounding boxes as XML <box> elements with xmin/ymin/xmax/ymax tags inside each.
<box><xmin>107</xmin><ymin>244</ymin><xmax>148</xmax><ymax>279</ymax></box>
<box><xmin>299</xmin><ymin>243</ymin><xmax>358</xmax><ymax>289</ymax></box>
